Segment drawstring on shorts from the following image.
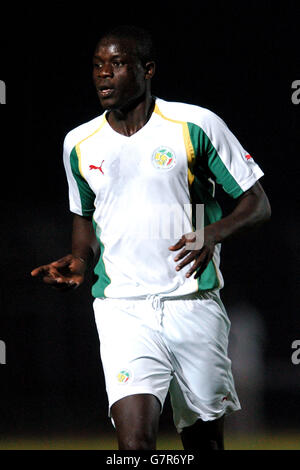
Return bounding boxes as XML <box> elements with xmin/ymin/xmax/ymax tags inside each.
<box><xmin>146</xmin><ymin>294</ymin><xmax>164</xmax><ymax>327</ymax></box>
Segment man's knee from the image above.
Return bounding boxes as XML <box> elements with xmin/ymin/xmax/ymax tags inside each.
<box><xmin>180</xmin><ymin>416</ymin><xmax>225</xmax><ymax>450</ymax></box>
<box><xmin>111</xmin><ymin>394</ymin><xmax>161</xmax><ymax>450</ymax></box>
<box><xmin>118</xmin><ymin>428</ymin><xmax>156</xmax><ymax>450</ymax></box>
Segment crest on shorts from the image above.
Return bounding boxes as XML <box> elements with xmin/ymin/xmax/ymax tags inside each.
<box><xmin>152</xmin><ymin>146</ymin><xmax>176</xmax><ymax>170</ymax></box>
<box><xmin>117</xmin><ymin>369</ymin><xmax>132</xmax><ymax>384</ymax></box>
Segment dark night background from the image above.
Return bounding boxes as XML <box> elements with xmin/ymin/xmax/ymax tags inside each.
<box><xmin>0</xmin><ymin>1</ymin><xmax>299</xmax><ymax>447</ymax></box>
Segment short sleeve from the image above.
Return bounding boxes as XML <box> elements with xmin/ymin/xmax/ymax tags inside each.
<box><xmin>194</xmin><ymin>110</ymin><xmax>264</xmax><ymax>198</ymax></box>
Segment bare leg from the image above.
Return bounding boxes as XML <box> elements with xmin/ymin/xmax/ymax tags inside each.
<box><xmin>180</xmin><ymin>416</ymin><xmax>225</xmax><ymax>450</ymax></box>
<box><xmin>111</xmin><ymin>393</ymin><xmax>161</xmax><ymax>450</ymax></box>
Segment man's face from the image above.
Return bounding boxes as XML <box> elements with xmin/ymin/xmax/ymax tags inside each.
<box><xmin>93</xmin><ymin>36</ymin><xmax>151</xmax><ymax>111</ymax></box>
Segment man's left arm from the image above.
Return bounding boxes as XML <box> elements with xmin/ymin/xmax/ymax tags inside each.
<box><xmin>169</xmin><ymin>181</ymin><xmax>271</xmax><ymax>279</ymax></box>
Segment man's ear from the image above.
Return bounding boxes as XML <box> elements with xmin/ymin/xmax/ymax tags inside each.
<box><xmin>144</xmin><ymin>61</ymin><xmax>156</xmax><ymax>80</ymax></box>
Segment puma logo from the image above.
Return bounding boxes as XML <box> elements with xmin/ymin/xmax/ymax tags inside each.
<box><xmin>89</xmin><ymin>160</ymin><xmax>104</xmax><ymax>174</ymax></box>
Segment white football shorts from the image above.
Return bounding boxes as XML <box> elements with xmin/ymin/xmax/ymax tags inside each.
<box><xmin>93</xmin><ymin>291</ymin><xmax>241</xmax><ymax>433</ymax></box>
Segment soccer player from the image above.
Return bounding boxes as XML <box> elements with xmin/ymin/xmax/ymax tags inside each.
<box><xmin>31</xmin><ymin>25</ymin><xmax>271</xmax><ymax>450</ymax></box>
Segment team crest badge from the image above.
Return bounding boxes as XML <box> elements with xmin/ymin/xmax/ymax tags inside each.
<box><xmin>117</xmin><ymin>369</ymin><xmax>132</xmax><ymax>384</ymax></box>
<box><xmin>152</xmin><ymin>147</ymin><xmax>176</xmax><ymax>170</ymax></box>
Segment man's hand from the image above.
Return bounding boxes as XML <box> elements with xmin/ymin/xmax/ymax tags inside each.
<box><xmin>169</xmin><ymin>226</ymin><xmax>216</xmax><ymax>279</ymax></box>
<box><xmin>31</xmin><ymin>254</ymin><xmax>86</xmax><ymax>291</ymax></box>
<box><xmin>169</xmin><ymin>181</ymin><xmax>271</xmax><ymax>280</ymax></box>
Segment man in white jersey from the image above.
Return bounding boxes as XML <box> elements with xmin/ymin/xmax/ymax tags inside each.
<box><xmin>31</xmin><ymin>25</ymin><xmax>271</xmax><ymax>450</ymax></box>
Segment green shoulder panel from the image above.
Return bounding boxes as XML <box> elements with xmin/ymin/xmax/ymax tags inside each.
<box><xmin>70</xmin><ymin>146</ymin><xmax>95</xmax><ymax>217</ymax></box>
<box><xmin>187</xmin><ymin>122</ymin><xmax>244</xmax><ymax>199</ymax></box>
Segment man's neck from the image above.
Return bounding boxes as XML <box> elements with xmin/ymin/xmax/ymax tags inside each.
<box><xmin>106</xmin><ymin>94</ymin><xmax>155</xmax><ymax>137</ymax></box>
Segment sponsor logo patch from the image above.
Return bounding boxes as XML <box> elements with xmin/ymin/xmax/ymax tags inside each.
<box><xmin>89</xmin><ymin>160</ymin><xmax>105</xmax><ymax>174</ymax></box>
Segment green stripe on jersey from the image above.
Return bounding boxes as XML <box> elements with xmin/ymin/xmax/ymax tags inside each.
<box><xmin>70</xmin><ymin>147</ymin><xmax>95</xmax><ymax>217</ymax></box>
<box><xmin>190</xmin><ymin>176</ymin><xmax>223</xmax><ymax>227</ymax></box>
<box><xmin>189</xmin><ymin>182</ymin><xmax>221</xmax><ymax>291</ymax></box>
<box><xmin>187</xmin><ymin>122</ymin><xmax>244</xmax><ymax>199</ymax></box>
<box><xmin>196</xmin><ymin>260</ymin><xmax>221</xmax><ymax>291</ymax></box>
<box><xmin>187</xmin><ymin>123</ymin><xmax>226</xmax><ymax>291</ymax></box>
<box><xmin>92</xmin><ymin>219</ymin><xmax>111</xmax><ymax>298</ymax></box>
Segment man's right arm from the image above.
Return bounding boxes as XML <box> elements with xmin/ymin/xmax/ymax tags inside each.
<box><xmin>31</xmin><ymin>214</ymin><xmax>99</xmax><ymax>291</ymax></box>
<box><xmin>71</xmin><ymin>214</ymin><xmax>99</xmax><ymax>268</ymax></box>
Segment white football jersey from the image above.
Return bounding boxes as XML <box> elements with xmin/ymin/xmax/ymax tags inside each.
<box><xmin>63</xmin><ymin>98</ymin><xmax>264</xmax><ymax>298</ymax></box>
